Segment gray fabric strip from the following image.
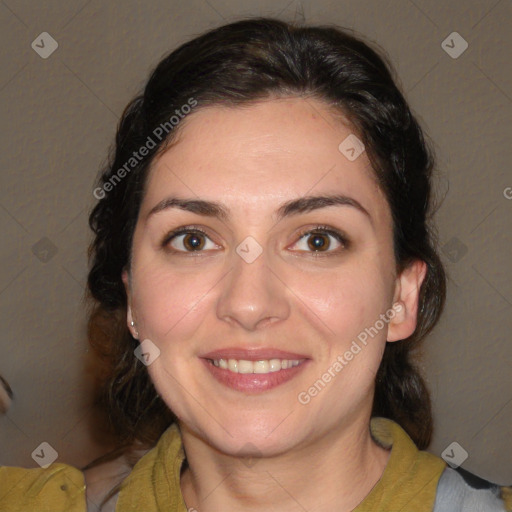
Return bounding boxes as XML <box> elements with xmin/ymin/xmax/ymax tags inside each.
<box><xmin>433</xmin><ymin>467</ymin><xmax>507</xmax><ymax>512</ymax></box>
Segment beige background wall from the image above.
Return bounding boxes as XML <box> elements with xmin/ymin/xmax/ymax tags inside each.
<box><xmin>0</xmin><ymin>0</ymin><xmax>510</xmax><ymax>485</ymax></box>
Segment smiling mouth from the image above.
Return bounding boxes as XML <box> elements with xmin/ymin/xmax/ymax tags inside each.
<box><xmin>202</xmin><ymin>356</ymin><xmax>309</xmax><ymax>392</ymax></box>
<box><xmin>207</xmin><ymin>358</ymin><xmax>305</xmax><ymax>374</ymax></box>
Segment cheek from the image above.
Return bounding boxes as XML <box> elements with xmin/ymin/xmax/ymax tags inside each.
<box><xmin>130</xmin><ymin>267</ymin><xmax>217</xmax><ymax>359</ymax></box>
<box><xmin>286</xmin><ymin>257</ymin><xmax>391</xmax><ymax>347</ymax></box>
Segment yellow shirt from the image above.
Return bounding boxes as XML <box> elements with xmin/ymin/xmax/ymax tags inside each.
<box><xmin>0</xmin><ymin>417</ymin><xmax>477</xmax><ymax>511</ymax></box>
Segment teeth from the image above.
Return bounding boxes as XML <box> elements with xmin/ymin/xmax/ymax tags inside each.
<box><xmin>238</xmin><ymin>360</ymin><xmax>253</xmax><ymax>374</ymax></box>
<box><xmin>253</xmin><ymin>360</ymin><xmax>269</xmax><ymax>373</ymax></box>
<box><xmin>211</xmin><ymin>358</ymin><xmax>303</xmax><ymax>374</ymax></box>
<box><xmin>269</xmin><ymin>359</ymin><xmax>281</xmax><ymax>372</ymax></box>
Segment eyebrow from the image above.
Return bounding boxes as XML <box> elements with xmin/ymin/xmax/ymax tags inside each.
<box><xmin>146</xmin><ymin>194</ymin><xmax>372</xmax><ymax>225</ymax></box>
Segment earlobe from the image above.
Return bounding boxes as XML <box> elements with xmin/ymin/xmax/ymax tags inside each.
<box><xmin>126</xmin><ymin>307</ymin><xmax>139</xmax><ymax>339</ymax></box>
<box><xmin>387</xmin><ymin>260</ymin><xmax>427</xmax><ymax>342</ymax></box>
<box><xmin>122</xmin><ymin>269</ymin><xmax>139</xmax><ymax>340</ymax></box>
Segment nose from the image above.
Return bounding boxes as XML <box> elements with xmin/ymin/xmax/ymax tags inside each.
<box><xmin>216</xmin><ymin>245</ymin><xmax>290</xmax><ymax>332</ymax></box>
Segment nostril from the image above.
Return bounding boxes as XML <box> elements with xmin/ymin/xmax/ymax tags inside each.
<box><xmin>0</xmin><ymin>375</ymin><xmax>13</xmax><ymax>414</ymax></box>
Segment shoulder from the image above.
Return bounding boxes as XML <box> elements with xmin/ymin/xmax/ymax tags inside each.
<box><xmin>114</xmin><ymin>424</ymin><xmax>185</xmax><ymax>511</ymax></box>
<box><xmin>0</xmin><ymin>446</ymin><xmax>152</xmax><ymax>512</ymax></box>
<box><xmin>433</xmin><ymin>465</ymin><xmax>512</xmax><ymax>512</ymax></box>
<box><xmin>369</xmin><ymin>418</ymin><xmax>511</xmax><ymax>511</ymax></box>
<box><xmin>0</xmin><ymin>463</ymin><xmax>86</xmax><ymax>511</ymax></box>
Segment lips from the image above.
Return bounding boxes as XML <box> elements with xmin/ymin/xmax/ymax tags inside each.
<box><xmin>200</xmin><ymin>347</ymin><xmax>311</xmax><ymax>393</ymax></box>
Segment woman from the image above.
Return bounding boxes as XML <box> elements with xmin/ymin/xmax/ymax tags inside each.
<box><xmin>1</xmin><ymin>16</ymin><xmax>510</xmax><ymax>512</ymax></box>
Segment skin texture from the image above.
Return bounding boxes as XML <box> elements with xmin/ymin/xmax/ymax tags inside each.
<box><xmin>122</xmin><ymin>97</ymin><xmax>426</xmax><ymax>512</ymax></box>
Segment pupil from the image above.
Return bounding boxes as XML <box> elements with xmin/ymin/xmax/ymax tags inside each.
<box><xmin>186</xmin><ymin>234</ymin><xmax>203</xmax><ymax>250</ymax></box>
<box><xmin>310</xmin><ymin>234</ymin><xmax>327</xmax><ymax>250</ymax></box>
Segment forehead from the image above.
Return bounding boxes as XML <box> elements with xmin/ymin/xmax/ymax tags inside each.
<box><xmin>141</xmin><ymin>97</ymin><xmax>389</xmax><ymax>223</ymax></box>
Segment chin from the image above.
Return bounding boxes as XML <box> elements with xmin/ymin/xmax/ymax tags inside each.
<box><xmin>189</xmin><ymin>414</ymin><xmax>303</xmax><ymax>457</ymax></box>
<box><xmin>212</xmin><ymin>431</ymin><xmax>297</xmax><ymax>459</ymax></box>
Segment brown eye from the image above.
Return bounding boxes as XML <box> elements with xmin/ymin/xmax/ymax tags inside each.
<box><xmin>162</xmin><ymin>228</ymin><xmax>217</xmax><ymax>253</ymax></box>
<box><xmin>290</xmin><ymin>226</ymin><xmax>349</xmax><ymax>254</ymax></box>
<box><xmin>306</xmin><ymin>232</ymin><xmax>331</xmax><ymax>251</ymax></box>
<box><xmin>181</xmin><ymin>232</ymin><xmax>206</xmax><ymax>251</ymax></box>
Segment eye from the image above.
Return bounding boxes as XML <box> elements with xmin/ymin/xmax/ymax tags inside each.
<box><xmin>162</xmin><ymin>226</ymin><xmax>219</xmax><ymax>253</ymax></box>
<box><xmin>161</xmin><ymin>224</ymin><xmax>349</xmax><ymax>255</ymax></box>
<box><xmin>290</xmin><ymin>225</ymin><xmax>349</xmax><ymax>254</ymax></box>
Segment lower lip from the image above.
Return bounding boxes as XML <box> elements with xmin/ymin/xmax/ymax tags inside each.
<box><xmin>201</xmin><ymin>359</ymin><xmax>309</xmax><ymax>393</ymax></box>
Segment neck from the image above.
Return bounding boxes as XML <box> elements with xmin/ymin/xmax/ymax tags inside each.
<box><xmin>179</xmin><ymin>414</ymin><xmax>391</xmax><ymax>512</ymax></box>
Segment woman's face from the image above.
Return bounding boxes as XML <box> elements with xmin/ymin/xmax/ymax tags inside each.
<box><xmin>125</xmin><ymin>97</ymin><xmax>407</xmax><ymax>456</ymax></box>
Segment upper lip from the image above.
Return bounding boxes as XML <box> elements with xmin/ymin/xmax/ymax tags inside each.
<box><xmin>201</xmin><ymin>347</ymin><xmax>310</xmax><ymax>361</ymax></box>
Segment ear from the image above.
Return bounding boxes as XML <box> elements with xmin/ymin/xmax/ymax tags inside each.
<box><xmin>387</xmin><ymin>259</ymin><xmax>427</xmax><ymax>342</ymax></box>
<box><xmin>122</xmin><ymin>268</ymin><xmax>139</xmax><ymax>339</ymax></box>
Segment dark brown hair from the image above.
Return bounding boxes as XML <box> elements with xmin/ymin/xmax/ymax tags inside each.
<box><xmin>86</xmin><ymin>16</ymin><xmax>446</xmax><ymax>491</ymax></box>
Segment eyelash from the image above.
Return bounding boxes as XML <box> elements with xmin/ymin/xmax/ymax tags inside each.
<box><xmin>161</xmin><ymin>224</ymin><xmax>349</xmax><ymax>256</ymax></box>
